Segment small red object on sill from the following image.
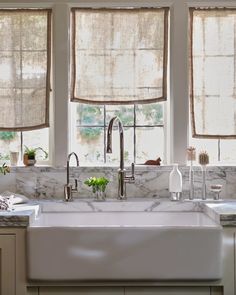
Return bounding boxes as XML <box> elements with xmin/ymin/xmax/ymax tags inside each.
<box><xmin>144</xmin><ymin>157</ymin><xmax>161</xmax><ymax>166</ymax></box>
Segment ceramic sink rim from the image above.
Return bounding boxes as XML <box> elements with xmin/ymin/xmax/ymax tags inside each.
<box><xmin>29</xmin><ymin>211</ymin><xmax>221</xmax><ymax>228</ymax></box>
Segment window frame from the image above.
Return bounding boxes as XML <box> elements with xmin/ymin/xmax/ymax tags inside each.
<box><xmin>1</xmin><ymin>0</ymin><xmax>235</xmax><ymax>167</ymax></box>
<box><xmin>70</xmin><ymin>103</ymin><xmax>166</xmax><ymax>165</ymax></box>
<box><xmin>0</xmin><ymin>5</ymin><xmax>53</xmax><ymax>166</ymax></box>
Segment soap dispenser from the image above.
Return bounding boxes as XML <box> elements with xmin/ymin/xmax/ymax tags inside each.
<box><xmin>169</xmin><ymin>164</ymin><xmax>182</xmax><ymax>201</ymax></box>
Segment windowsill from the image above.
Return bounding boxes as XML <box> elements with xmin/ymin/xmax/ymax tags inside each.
<box><xmin>4</xmin><ymin>164</ymin><xmax>236</xmax><ymax>173</ymax></box>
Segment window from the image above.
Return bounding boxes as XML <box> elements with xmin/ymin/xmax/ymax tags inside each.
<box><xmin>70</xmin><ymin>102</ymin><xmax>164</xmax><ymax>165</ymax></box>
<box><xmin>189</xmin><ymin>8</ymin><xmax>236</xmax><ymax>163</ymax></box>
<box><xmin>0</xmin><ymin>129</ymin><xmax>49</xmax><ymax>165</ymax></box>
<box><xmin>2</xmin><ymin>2</ymin><xmax>235</xmax><ymax>167</ymax></box>
<box><xmin>0</xmin><ymin>9</ymin><xmax>51</xmax><ymax>165</ymax></box>
<box><xmin>70</xmin><ymin>7</ymin><xmax>168</xmax><ymax>165</ymax></box>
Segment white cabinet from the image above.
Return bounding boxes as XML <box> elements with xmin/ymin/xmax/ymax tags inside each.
<box><xmin>27</xmin><ymin>287</ymin><xmax>39</xmax><ymax>295</ymax></box>
<box><xmin>37</xmin><ymin>286</ymin><xmax>223</xmax><ymax>295</ymax></box>
<box><xmin>125</xmin><ymin>287</ymin><xmax>211</xmax><ymax>295</ymax></box>
<box><xmin>39</xmin><ymin>287</ymin><xmax>124</xmax><ymax>295</ymax></box>
<box><xmin>0</xmin><ymin>229</ymin><xmax>27</xmax><ymax>295</ymax></box>
<box><xmin>0</xmin><ymin>234</ymin><xmax>16</xmax><ymax>295</ymax></box>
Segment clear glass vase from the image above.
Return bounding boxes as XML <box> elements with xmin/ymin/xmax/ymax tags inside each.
<box><xmin>93</xmin><ymin>189</ymin><xmax>106</xmax><ymax>201</ymax></box>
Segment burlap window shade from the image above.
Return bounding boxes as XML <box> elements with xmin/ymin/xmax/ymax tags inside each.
<box><xmin>190</xmin><ymin>8</ymin><xmax>236</xmax><ymax>138</ymax></box>
<box><xmin>0</xmin><ymin>9</ymin><xmax>51</xmax><ymax>131</ymax></box>
<box><xmin>71</xmin><ymin>8</ymin><xmax>169</xmax><ymax>105</ymax></box>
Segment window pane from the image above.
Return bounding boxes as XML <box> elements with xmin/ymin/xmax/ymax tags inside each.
<box><xmin>106</xmin><ymin>105</ymin><xmax>134</xmax><ymax>126</ymax></box>
<box><xmin>106</xmin><ymin>127</ymin><xmax>134</xmax><ymax>164</ymax></box>
<box><xmin>136</xmin><ymin>127</ymin><xmax>164</xmax><ymax>163</ymax></box>
<box><xmin>72</xmin><ymin>8</ymin><xmax>168</xmax><ymax>104</ymax></box>
<box><xmin>23</xmin><ymin>128</ymin><xmax>49</xmax><ymax>161</ymax></box>
<box><xmin>76</xmin><ymin>104</ymin><xmax>104</xmax><ymax>126</ymax></box>
<box><xmin>188</xmin><ymin>137</ymin><xmax>218</xmax><ymax>164</ymax></box>
<box><xmin>74</xmin><ymin>127</ymin><xmax>104</xmax><ymax>165</ymax></box>
<box><xmin>190</xmin><ymin>9</ymin><xmax>236</xmax><ymax>137</ymax></box>
<box><xmin>70</xmin><ymin>102</ymin><xmax>166</xmax><ymax>165</ymax></box>
<box><xmin>0</xmin><ymin>132</ymin><xmax>20</xmax><ymax>164</ymax></box>
<box><xmin>136</xmin><ymin>103</ymin><xmax>164</xmax><ymax>125</ymax></box>
<box><xmin>0</xmin><ymin>10</ymin><xmax>51</xmax><ymax>130</ymax></box>
<box><xmin>220</xmin><ymin>140</ymin><xmax>236</xmax><ymax>163</ymax></box>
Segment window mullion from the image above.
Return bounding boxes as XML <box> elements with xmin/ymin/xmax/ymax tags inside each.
<box><xmin>170</xmin><ymin>0</ymin><xmax>189</xmax><ymax>164</ymax></box>
<box><xmin>53</xmin><ymin>3</ymin><xmax>70</xmax><ymax>167</ymax></box>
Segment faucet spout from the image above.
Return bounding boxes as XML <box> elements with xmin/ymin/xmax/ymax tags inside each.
<box><xmin>106</xmin><ymin>116</ymin><xmax>134</xmax><ymax>200</ymax></box>
<box><xmin>64</xmin><ymin>152</ymin><xmax>79</xmax><ymax>202</ymax></box>
<box><xmin>107</xmin><ymin>116</ymin><xmax>124</xmax><ymax>170</ymax></box>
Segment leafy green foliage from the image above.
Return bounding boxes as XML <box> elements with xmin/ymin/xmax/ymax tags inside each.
<box><xmin>84</xmin><ymin>177</ymin><xmax>109</xmax><ymax>193</ymax></box>
<box><xmin>0</xmin><ymin>154</ymin><xmax>10</xmax><ymax>161</ymax></box>
<box><xmin>139</xmin><ymin>104</ymin><xmax>163</xmax><ymax>125</ymax></box>
<box><xmin>80</xmin><ymin>128</ymin><xmax>102</xmax><ymax>141</ymax></box>
<box><xmin>0</xmin><ymin>132</ymin><xmax>16</xmax><ymax>141</ymax></box>
<box><xmin>0</xmin><ymin>163</ymin><xmax>10</xmax><ymax>175</ymax></box>
<box><xmin>113</xmin><ymin>106</ymin><xmax>134</xmax><ymax>126</ymax></box>
<box><xmin>77</xmin><ymin>105</ymin><xmax>103</xmax><ymax>125</ymax></box>
<box><xmin>24</xmin><ymin>146</ymin><xmax>48</xmax><ymax>160</ymax></box>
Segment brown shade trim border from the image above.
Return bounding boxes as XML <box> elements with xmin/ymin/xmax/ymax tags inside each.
<box><xmin>189</xmin><ymin>7</ymin><xmax>236</xmax><ymax>139</ymax></box>
<box><xmin>0</xmin><ymin>8</ymin><xmax>52</xmax><ymax>131</ymax></box>
<box><xmin>70</xmin><ymin>7</ymin><xmax>169</xmax><ymax>105</ymax></box>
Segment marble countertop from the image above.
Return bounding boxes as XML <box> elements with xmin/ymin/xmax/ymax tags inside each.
<box><xmin>202</xmin><ymin>201</ymin><xmax>236</xmax><ymax>226</ymax></box>
<box><xmin>0</xmin><ymin>203</ymin><xmax>40</xmax><ymax>227</ymax></box>
<box><xmin>1</xmin><ymin>198</ymin><xmax>236</xmax><ymax>227</ymax></box>
<box><xmin>0</xmin><ymin>198</ymin><xmax>200</xmax><ymax>227</ymax></box>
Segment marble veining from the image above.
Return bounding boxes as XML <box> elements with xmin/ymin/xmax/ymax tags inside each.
<box><xmin>1</xmin><ymin>199</ymin><xmax>236</xmax><ymax>227</ymax></box>
<box><xmin>0</xmin><ymin>165</ymin><xmax>234</xmax><ymax>201</ymax></box>
<box><xmin>203</xmin><ymin>201</ymin><xmax>236</xmax><ymax>226</ymax></box>
<box><xmin>0</xmin><ymin>204</ymin><xmax>40</xmax><ymax>227</ymax></box>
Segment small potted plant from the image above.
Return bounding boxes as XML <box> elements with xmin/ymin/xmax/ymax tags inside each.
<box><xmin>84</xmin><ymin>176</ymin><xmax>109</xmax><ymax>201</ymax></box>
<box><xmin>23</xmin><ymin>146</ymin><xmax>48</xmax><ymax>166</ymax></box>
<box><xmin>0</xmin><ymin>163</ymin><xmax>10</xmax><ymax>175</ymax></box>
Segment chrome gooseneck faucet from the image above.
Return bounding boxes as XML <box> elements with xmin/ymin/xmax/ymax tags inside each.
<box><xmin>64</xmin><ymin>152</ymin><xmax>79</xmax><ymax>202</ymax></box>
<box><xmin>107</xmin><ymin>116</ymin><xmax>135</xmax><ymax>200</ymax></box>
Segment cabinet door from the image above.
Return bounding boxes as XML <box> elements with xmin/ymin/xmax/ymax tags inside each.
<box><xmin>210</xmin><ymin>287</ymin><xmax>223</xmax><ymax>295</ymax></box>
<box><xmin>39</xmin><ymin>287</ymin><xmax>124</xmax><ymax>295</ymax></box>
<box><xmin>0</xmin><ymin>234</ymin><xmax>16</xmax><ymax>295</ymax></box>
<box><xmin>125</xmin><ymin>287</ymin><xmax>210</xmax><ymax>295</ymax></box>
<box><xmin>27</xmin><ymin>287</ymin><xmax>39</xmax><ymax>295</ymax></box>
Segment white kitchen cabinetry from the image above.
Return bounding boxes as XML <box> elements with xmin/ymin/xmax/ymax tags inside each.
<box><xmin>27</xmin><ymin>287</ymin><xmax>39</xmax><ymax>295</ymax></box>
<box><xmin>39</xmin><ymin>287</ymin><xmax>124</xmax><ymax>295</ymax></box>
<box><xmin>0</xmin><ymin>234</ymin><xmax>16</xmax><ymax>295</ymax></box>
<box><xmin>37</xmin><ymin>286</ymin><xmax>223</xmax><ymax>295</ymax></box>
<box><xmin>222</xmin><ymin>229</ymin><xmax>235</xmax><ymax>295</ymax></box>
<box><xmin>125</xmin><ymin>287</ymin><xmax>212</xmax><ymax>295</ymax></box>
<box><xmin>0</xmin><ymin>229</ymin><xmax>27</xmax><ymax>295</ymax></box>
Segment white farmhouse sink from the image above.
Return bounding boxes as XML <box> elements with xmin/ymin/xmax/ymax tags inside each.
<box><xmin>27</xmin><ymin>211</ymin><xmax>222</xmax><ymax>281</ymax></box>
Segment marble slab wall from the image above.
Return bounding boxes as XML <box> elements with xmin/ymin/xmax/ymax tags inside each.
<box><xmin>0</xmin><ymin>165</ymin><xmax>233</xmax><ymax>200</ymax></box>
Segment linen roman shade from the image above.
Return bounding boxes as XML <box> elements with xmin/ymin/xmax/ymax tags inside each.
<box><xmin>0</xmin><ymin>9</ymin><xmax>51</xmax><ymax>131</ymax></box>
<box><xmin>190</xmin><ymin>8</ymin><xmax>236</xmax><ymax>138</ymax></box>
<box><xmin>71</xmin><ymin>8</ymin><xmax>169</xmax><ymax>105</ymax></box>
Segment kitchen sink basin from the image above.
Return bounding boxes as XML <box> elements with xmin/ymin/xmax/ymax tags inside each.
<box><xmin>27</xmin><ymin>211</ymin><xmax>222</xmax><ymax>281</ymax></box>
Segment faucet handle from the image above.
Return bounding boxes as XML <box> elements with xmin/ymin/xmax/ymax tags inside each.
<box><xmin>75</xmin><ymin>178</ymin><xmax>78</xmax><ymax>189</ymax></box>
<box><xmin>72</xmin><ymin>178</ymin><xmax>78</xmax><ymax>192</ymax></box>
<box><xmin>131</xmin><ymin>162</ymin><xmax>135</xmax><ymax>179</ymax></box>
<box><xmin>125</xmin><ymin>162</ymin><xmax>135</xmax><ymax>183</ymax></box>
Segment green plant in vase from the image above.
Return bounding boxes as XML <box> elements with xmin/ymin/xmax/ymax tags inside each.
<box><xmin>84</xmin><ymin>177</ymin><xmax>109</xmax><ymax>201</ymax></box>
<box><xmin>23</xmin><ymin>146</ymin><xmax>48</xmax><ymax>166</ymax></box>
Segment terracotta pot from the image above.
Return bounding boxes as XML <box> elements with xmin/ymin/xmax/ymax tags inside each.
<box><xmin>23</xmin><ymin>154</ymin><xmax>36</xmax><ymax>166</ymax></box>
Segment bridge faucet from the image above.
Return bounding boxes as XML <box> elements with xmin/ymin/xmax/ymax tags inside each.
<box><xmin>64</xmin><ymin>152</ymin><xmax>79</xmax><ymax>202</ymax></box>
<box><xmin>106</xmin><ymin>116</ymin><xmax>135</xmax><ymax>200</ymax></box>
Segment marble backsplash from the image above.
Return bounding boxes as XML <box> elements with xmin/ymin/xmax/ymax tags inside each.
<box><xmin>0</xmin><ymin>165</ymin><xmax>234</xmax><ymax>201</ymax></box>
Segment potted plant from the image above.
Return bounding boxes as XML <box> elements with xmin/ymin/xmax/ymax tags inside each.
<box><xmin>84</xmin><ymin>176</ymin><xmax>109</xmax><ymax>201</ymax></box>
<box><xmin>0</xmin><ymin>163</ymin><xmax>10</xmax><ymax>175</ymax></box>
<box><xmin>23</xmin><ymin>146</ymin><xmax>48</xmax><ymax>166</ymax></box>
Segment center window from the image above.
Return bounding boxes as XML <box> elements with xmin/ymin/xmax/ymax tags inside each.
<box><xmin>69</xmin><ymin>7</ymin><xmax>169</xmax><ymax>165</ymax></box>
